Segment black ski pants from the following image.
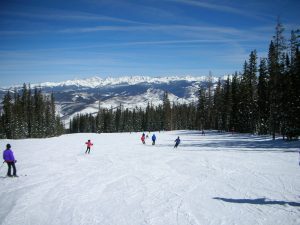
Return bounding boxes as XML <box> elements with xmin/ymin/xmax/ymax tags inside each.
<box><xmin>7</xmin><ymin>162</ymin><xmax>17</xmax><ymax>176</ymax></box>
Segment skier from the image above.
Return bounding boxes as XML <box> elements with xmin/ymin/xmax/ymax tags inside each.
<box><xmin>3</xmin><ymin>144</ymin><xmax>18</xmax><ymax>177</ymax></box>
<box><xmin>174</xmin><ymin>136</ymin><xmax>181</xmax><ymax>148</ymax></box>
<box><xmin>152</xmin><ymin>134</ymin><xmax>156</xmax><ymax>145</ymax></box>
<box><xmin>201</xmin><ymin>130</ymin><xmax>205</xmax><ymax>136</ymax></box>
<box><xmin>141</xmin><ymin>134</ymin><xmax>146</xmax><ymax>144</ymax></box>
<box><xmin>85</xmin><ymin>140</ymin><xmax>93</xmax><ymax>154</ymax></box>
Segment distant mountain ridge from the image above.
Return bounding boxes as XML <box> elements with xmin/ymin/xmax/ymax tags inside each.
<box><xmin>0</xmin><ymin>76</ymin><xmax>219</xmax><ymax>124</ymax></box>
<box><xmin>2</xmin><ymin>75</ymin><xmax>215</xmax><ymax>89</ymax></box>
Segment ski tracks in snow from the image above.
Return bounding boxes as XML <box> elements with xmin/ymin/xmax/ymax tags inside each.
<box><xmin>1</xmin><ymin>131</ymin><xmax>299</xmax><ymax>225</ymax></box>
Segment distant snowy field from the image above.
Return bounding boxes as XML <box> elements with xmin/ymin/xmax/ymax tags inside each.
<box><xmin>0</xmin><ymin>131</ymin><xmax>299</xmax><ymax>225</ymax></box>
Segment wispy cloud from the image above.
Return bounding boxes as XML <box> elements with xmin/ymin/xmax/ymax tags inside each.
<box><xmin>169</xmin><ymin>0</ymin><xmax>245</xmax><ymax>14</ymax></box>
<box><xmin>0</xmin><ymin>39</ymin><xmax>246</xmax><ymax>55</ymax></box>
<box><xmin>0</xmin><ymin>23</ymin><xmax>246</xmax><ymax>40</ymax></box>
<box><xmin>57</xmin><ymin>24</ymin><xmax>272</xmax><ymax>44</ymax></box>
<box><xmin>59</xmin><ymin>24</ymin><xmax>241</xmax><ymax>34</ymax></box>
<box><xmin>0</xmin><ymin>30</ymin><xmax>40</xmax><ymax>35</ymax></box>
<box><xmin>0</xmin><ymin>10</ymin><xmax>146</xmax><ymax>25</ymax></box>
<box><xmin>166</xmin><ymin>0</ymin><xmax>271</xmax><ymax>21</ymax></box>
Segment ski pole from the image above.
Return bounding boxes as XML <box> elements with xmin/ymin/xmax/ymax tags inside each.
<box><xmin>0</xmin><ymin>161</ymin><xmax>5</xmax><ymax>172</ymax></box>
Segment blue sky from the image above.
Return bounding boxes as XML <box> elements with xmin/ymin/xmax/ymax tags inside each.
<box><xmin>0</xmin><ymin>0</ymin><xmax>299</xmax><ymax>87</ymax></box>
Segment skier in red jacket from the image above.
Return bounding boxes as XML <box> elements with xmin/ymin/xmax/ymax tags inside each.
<box><xmin>141</xmin><ymin>133</ymin><xmax>145</xmax><ymax>144</ymax></box>
<box><xmin>85</xmin><ymin>140</ymin><xmax>93</xmax><ymax>154</ymax></box>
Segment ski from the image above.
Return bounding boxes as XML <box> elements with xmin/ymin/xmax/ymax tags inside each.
<box><xmin>0</xmin><ymin>174</ymin><xmax>27</xmax><ymax>178</ymax></box>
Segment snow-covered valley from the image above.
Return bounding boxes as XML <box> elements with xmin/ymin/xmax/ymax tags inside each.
<box><xmin>0</xmin><ymin>131</ymin><xmax>299</xmax><ymax>225</ymax></box>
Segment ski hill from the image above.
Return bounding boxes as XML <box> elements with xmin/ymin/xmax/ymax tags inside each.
<box><xmin>0</xmin><ymin>131</ymin><xmax>299</xmax><ymax>225</ymax></box>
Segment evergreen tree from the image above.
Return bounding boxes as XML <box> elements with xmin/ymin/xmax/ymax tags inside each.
<box><xmin>222</xmin><ymin>76</ymin><xmax>232</xmax><ymax>132</ymax></box>
<box><xmin>27</xmin><ymin>85</ymin><xmax>33</xmax><ymax>137</ymax></box>
<box><xmin>257</xmin><ymin>58</ymin><xmax>270</xmax><ymax>134</ymax></box>
<box><xmin>268</xmin><ymin>41</ymin><xmax>278</xmax><ymax>139</ymax></box>
<box><xmin>163</xmin><ymin>91</ymin><xmax>171</xmax><ymax>130</ymax></box>
<box><xmin>2</xmin><ymin>91</ymin><xmax>13</xmax><ymax>139</ymax></box>
<box><xmin>213</xmin><ymin>78</ymin><xmax>223</xmax><ymax>131</ymax></box>
<box><xmin>197</xmin><ymin>87</ymin><xmax>207</xmax><ymax>130</ymax></box>
<box><xmin>230</xmin><ymin>72</ymin><xmax>240</xmax><ymax>133</ymax></box>
<box><xmin>269</xmin><ymin>19</ymin><xmax>286</xmax><ymax>139</ymax></box>
<box><xmin>247</xmin><ymin>50</ymin><xmax>258</xmax><ymax>133</ymax></box>
<box><xmin>12</xmin><ymin>88</ymin><xmax>23</xmax><ymax>138</ymax></box>
<box><xmin>205</xmin><ymin>73</ymin><xmax>214</xmax><ymax>128</ymax></box>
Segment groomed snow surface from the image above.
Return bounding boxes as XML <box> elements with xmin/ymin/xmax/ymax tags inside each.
<box><xmin>0</xmin><ymin>131</ymin><xmax>299</xmax><ymax>225</ymax></box>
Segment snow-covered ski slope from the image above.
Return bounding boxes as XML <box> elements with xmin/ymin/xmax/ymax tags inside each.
<box><xmin>0</xmin><ymin>131</ymin><xmax>299</xmax><ymax>225</ymax></box>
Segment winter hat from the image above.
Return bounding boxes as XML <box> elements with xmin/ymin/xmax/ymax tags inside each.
<box><xmin>6</xmin><ymin>144</ymin><xmax>11</xmax><ymax>149</ymax></box>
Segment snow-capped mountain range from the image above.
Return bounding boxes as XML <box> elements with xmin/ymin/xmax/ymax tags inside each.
<box><xmin>0</xmin><ymin>76</ymin><xmax>218</xmax><ymax>124</ymax></box>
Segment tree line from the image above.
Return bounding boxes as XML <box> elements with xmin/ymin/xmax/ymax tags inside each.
<box><xmin>200</xmin><ymin>21</ymin><xmax>300</xmax><ymax>139</ymax></box>
<box><xmin>69</xmin><ymin>92</ymin><xmax>197</xmax><ymax>133</ymax></box>
<box><xmin>0</xmin><ymin>84</ymin><xmax>65</xmax><ymax>139</ymax></box>
<box><xmin>70</xmin><ymin>21</ymin><xmax>300</xmax><ymax>139</ymax></box>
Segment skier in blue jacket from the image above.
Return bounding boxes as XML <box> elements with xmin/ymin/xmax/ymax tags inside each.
<box><xmin>152</xmin><ymin>134</ymin><xmax>156</xmax><ymax>145</ymax></box>
<box><xmin>174</xmin><ymin>136</ymin><xmax>180</xmax><ymax>148</ymax></box>
<box><xmin>3</xmin><ymin>144</ymin><xmax>18</xmax><ymax>177</ymax></box>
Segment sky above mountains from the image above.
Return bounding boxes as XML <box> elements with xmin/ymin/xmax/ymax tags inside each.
<box><xmin>1</xmin><ymin>0</ymin><xmax>299</xmax><ymax>86</ymax></box>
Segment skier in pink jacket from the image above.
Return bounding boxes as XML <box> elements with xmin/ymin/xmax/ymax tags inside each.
<box><xmin>85</xmin><ymin>140</ymin><xmax>93</xmax><ymax>154</ymax></box>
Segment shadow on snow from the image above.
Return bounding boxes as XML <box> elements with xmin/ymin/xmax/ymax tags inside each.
<box><xmin>180</xmin><ymin>141</ymin><xmax>298</xmax><ymax>152</ymax></box>
<box><xmin>170</xmin><ymin>130</ymin><xmax>299</xmax><ymax>152</ymax></box>
<box><xmin>213</xmin><ymin>197</ymin><xmax>300</xmax><ymax>207</ymax></box>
